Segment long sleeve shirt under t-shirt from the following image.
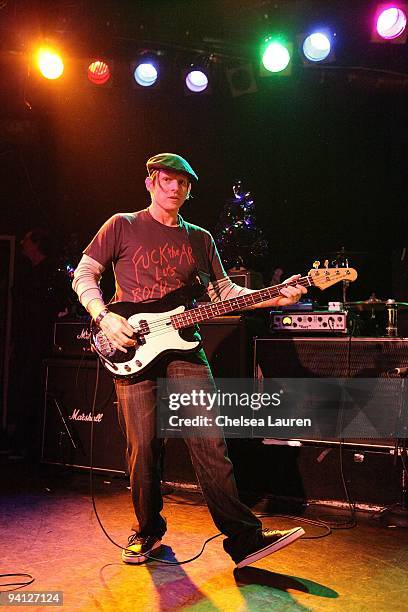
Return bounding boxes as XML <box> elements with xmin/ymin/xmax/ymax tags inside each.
<box><xmin>72</xmin><ymin>208</ymin><xmax>252</xmax><ymax>311</ymax></box>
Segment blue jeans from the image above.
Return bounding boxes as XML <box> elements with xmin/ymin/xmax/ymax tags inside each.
<box><xmin>115</xmin><ymin>350</ymin><xmax>262</xmax><ymax>561</ymax></box>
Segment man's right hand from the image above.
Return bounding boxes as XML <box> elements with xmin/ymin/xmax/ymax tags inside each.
<box><xmin>99</xmin><ymin>312</ymin><xmax>136</xmax><ymax>353</ymax></box>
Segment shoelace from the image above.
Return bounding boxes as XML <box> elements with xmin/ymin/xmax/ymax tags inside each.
<box><xmin>127</xmin><ymin>533</ymin><xmax>143</xmax><ymax>546</ymax></box>
<box><xmin>262</xmin><ymin>528</ymin><xmax>292</xmax><ymax>537</ymax></box>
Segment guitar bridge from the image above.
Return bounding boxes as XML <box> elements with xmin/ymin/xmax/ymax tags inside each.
<box><xmin>134</xmin><ymin>332</ymin><xmax>146</xmax><ymax>346</ymax></box>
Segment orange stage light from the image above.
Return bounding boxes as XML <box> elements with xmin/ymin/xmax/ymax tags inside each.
<box><xmin>35</xmin><ymin>47</ymin><xmax>64</xmax><ymax>80</ymax></box>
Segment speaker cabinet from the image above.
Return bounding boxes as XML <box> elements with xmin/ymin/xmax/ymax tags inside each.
<box><xmin>42</xmin><ymin>318</ymin><xmax>255</xmax><ymax>479</ymax></box>
<box><xmin>254</xmin><ymin>337</ymin><xmax>408</xmax><ymax>448</ymax></box>
<box><xmin>42</xmin><ymin>358</ymin><xmax>127</xmax><ymax>473</ymax></box>
<box><xmin>255</xmin><ymin>337</ymin><xmax>408</xmax><ymax>379</ymax></box>
<box><xmin>226</xmin><ymin>438</ymin><xmax>402</xmax><ymax>506</ymax></box>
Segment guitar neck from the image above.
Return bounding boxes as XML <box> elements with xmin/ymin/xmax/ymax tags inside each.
<box><xmin>172</xmin><ymin>275</ymin><xmax>313</xmax><ymax>329</ymax></box>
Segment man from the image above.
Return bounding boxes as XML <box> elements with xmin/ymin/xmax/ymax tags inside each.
<box><xmin>9</xmin><ymin>229</ymin><xmax>63</xmax><ymax>459</ymax></box>
<box><xmin>73</xmin><ymin>153</ymin><xmax>307</xmax><ymax>568</ymax></box>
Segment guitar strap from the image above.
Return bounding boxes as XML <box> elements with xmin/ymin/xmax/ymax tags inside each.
<box><xmin>183</xmin><ymin>221</ymin><xmax>212</xmax><ymax>297</ymax></box>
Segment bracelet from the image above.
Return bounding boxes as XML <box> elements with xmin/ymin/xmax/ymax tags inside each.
<box><xmin>94</xmin><ymin>308</ymin><xmax>110</xmax><ymax>327</ymax></box>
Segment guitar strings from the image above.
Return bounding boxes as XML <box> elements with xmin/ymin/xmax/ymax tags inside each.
<box><xmin>160</xmin><ymin>271</ymin><xmax>351</xmax><ymax>331</ymax></box>
<box><xmin>135</xmin><ymin>275</ymin><xmax>314</xmax><ymax>334</ymax></box>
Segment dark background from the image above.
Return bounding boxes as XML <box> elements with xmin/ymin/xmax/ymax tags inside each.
<box><xmin>1</xmin><ymin>0</ymin><xmax>408</xmax><ymax>303</ymax></box>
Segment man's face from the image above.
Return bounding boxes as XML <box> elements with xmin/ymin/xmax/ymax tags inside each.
<box><xmin>20</xmin><ymin>232</ymin><xmax>37</xmax><ymax>260</ymax></box>
<box><xmin>146</xmin><ymin>169</ymin><xmax>191</xmax><ymax>213</ymax></box>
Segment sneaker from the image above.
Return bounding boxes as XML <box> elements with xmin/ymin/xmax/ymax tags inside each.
<box><xmin>121</xmin><ymin>533</ymin><xmax>162</xmax><ymax>564</ymax></box>
<box><xmin>235</xmin><ymin>527</ymin><xmax>305</xmax><ymax>569</ymax></box>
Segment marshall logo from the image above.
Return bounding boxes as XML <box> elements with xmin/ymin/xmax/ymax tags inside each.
<box><xmin>69</xmin><ymin>409</ymin><xmax>103</xmax><ymax>422</ymax></box>
<box><xmin>77</xmin><ymin>328</ymin><xmax>91</xmax><ymax>341</ymax></box>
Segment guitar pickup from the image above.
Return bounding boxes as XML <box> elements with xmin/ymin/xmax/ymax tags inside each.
<box><xmin>134</xmin><ymin>319</ymin><xmax>149</xmax><ymax>345</ymax></box>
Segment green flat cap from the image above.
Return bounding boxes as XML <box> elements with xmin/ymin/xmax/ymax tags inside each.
<box><xmin>146</xmin><ymin>153</ymin><xmax>198</xmax><ymax>181</ymax></box>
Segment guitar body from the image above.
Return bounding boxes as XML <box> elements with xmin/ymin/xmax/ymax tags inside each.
<box><xmin>91</xmin><ymin>294</ymin><xmax>200</xmax><ymax>379</ymax></box>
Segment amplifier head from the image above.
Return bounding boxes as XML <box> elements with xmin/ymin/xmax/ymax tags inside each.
<box><xmin>270</xmin><ymin>311</ymin><xmax>347</xmax><ymax>334</ymax></box>
<box><xmin>53</xmin><ymin>321</ymin><xmax>93</xmax><ymax>356</ymax></box>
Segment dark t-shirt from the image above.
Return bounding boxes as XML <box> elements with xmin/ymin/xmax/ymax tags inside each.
<box><xmin>84</xmin><ymin>208</ymin><xmax>226</xmax><ymax>303</ymax></box>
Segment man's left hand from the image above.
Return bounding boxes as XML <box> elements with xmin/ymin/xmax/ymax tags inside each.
<box><xmin>272</xmin><ymin>274</ymin><xmax>307</xmax><ymax>307</ymax></box>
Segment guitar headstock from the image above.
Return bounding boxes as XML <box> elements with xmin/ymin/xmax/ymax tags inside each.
<box><xmin>308</xmin><ymin>267</ymin><xmax>358</xmax><ymax>290</ymax></box>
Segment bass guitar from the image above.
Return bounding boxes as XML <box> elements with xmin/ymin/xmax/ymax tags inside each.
<box><xmin>90</xmin><ymin>266</ymin><xmax>357</xmax><ymax>379</ymax></box>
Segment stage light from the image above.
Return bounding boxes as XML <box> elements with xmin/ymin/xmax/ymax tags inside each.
<box><xmin>36</xmin><ymin>47</ymin><xmax>64</xmax><ymax>80</ymax></box>
<box><xmin>133</xmin><ymin>62</ymin><xmax>158</xmax><ymax>87</ymax></box>
<box><xmin>302</xmin><ymin>32</ymin><xmax>331</xmax><ymax>62</ymax></box>
<box><xmin>261</xmin><ymin>38</ymin><xmax>292</xmax><ymax>73</ymax></box>
<box><xmin>185</xmin><ymin>69</ymin><xmax>208</xmax><ymax>93</ymax></box>
<box><xmin>87</xmin><ymin>60</ymin><xmax>111</xmax><ymax>85</ymax></box>
<box><xmin>371</xmin><ymin>4</ymin><xmax>408</xmax><ymax>42</ymax></box>
<box><xmin>376</xmin><ymin>6</ymin><xmax>407</xmax><ymax>38</ymax></box>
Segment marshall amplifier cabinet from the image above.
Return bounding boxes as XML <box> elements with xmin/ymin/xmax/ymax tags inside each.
<box><xmin>42</xmin><ymin>358</ymin><xmax>127</xmax><ymax>473</ymax></box>
<box><xmin>53</xmin><ymin>321</ymin><xmax>93</xmax><ymax>356</ymax></box>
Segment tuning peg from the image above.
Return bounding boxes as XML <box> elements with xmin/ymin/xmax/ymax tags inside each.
<box><xmin>324</xmin><ymin>259</ymin><xmax>329</xmax><ymax>269</ymax></box>
<box><xmin>312</xmin><ymin>260</ymin><xmax>320</xmax><ymax>269</ymax></box>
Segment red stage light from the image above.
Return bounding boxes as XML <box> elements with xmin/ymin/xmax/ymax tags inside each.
<box><xmin>87</xmin><ymin>61</ymin><xmax>111</xmax><ymax>85</ymax></box>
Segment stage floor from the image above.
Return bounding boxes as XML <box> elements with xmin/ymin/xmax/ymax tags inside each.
<box><xmin>1</xmin><ymin>459</ymin><xmax>408</xmax><ymax>612</ymax></box>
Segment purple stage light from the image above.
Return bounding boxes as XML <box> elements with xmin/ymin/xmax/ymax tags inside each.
<box><xmin>376</xmin><ymin>6</ymin><xmax>407</xmax><ymax>39</ymax></box>
<box><xmin>185</xmin><ymin>70</ymin><xmax>208</xmax><ymax>93</ymax></box>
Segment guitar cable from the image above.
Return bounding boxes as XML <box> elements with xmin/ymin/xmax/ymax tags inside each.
<box><xmin>0</xmin><ymin>574</ymin><xmax>35</xmax><ymax>592</ymax></box>
<box><xmin>88</xmin><ymin>358</ymin><xmax>227</xmax><ymax>564</ymax></box>
<box><xmin>315</xmin><ymin>316</ymin><xmax>357</xmax><ymax>529</ymax></box>
<box><xmin>88</xmin><ymin>361</ymin><xmax>336</xmax><ymax>565</ymax></box>
<box><xmin>314</xmin><ymin>316</ymin><xmax>358</xmax><ymax>529</ymax></box>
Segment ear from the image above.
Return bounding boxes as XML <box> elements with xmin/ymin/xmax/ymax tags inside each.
<box><xmin>145</xmin><ymin>176</ymin><xmax>153</xmax><ymax>192</ymax></box>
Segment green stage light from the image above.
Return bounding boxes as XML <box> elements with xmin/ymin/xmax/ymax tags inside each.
<box><xmin>261</xmin><ymin>38</ymin><xmax>292</xmax><ymax>73</ymax></box>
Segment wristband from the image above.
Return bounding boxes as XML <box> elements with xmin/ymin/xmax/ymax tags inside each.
<box><xmin>94</xmin><ymin>308</ymin><xmax>110</xmax><ymax>327</ymax></box>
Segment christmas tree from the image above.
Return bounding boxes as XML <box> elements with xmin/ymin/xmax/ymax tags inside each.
<box><xmin>215</xmin><ymin>180</ymin><xmax>269</xmax><ymax>271</ymax></box>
